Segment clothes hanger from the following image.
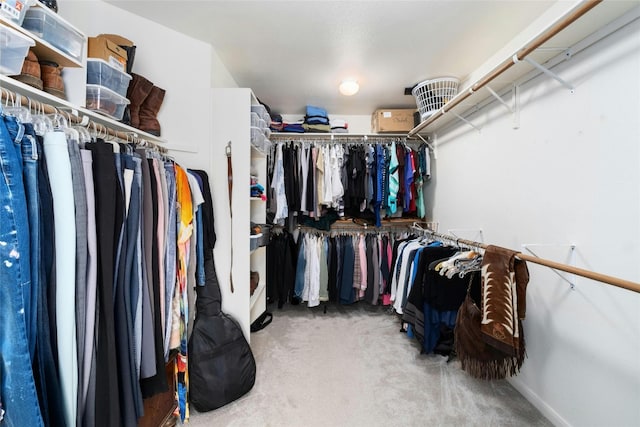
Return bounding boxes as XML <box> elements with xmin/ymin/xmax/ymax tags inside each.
<box><xmin>31</xmin><ymin>100</ymin><xmax>53</xmax><ymax>136</ymax></box>
<box><xmin>72</xmin><ymin>119</ymin><xmax>93</xmax><ymax>146</ymax></box>
<box><xmin>57</xmin><ymin>109</ymin><xmax>80</xmax><ymax>143</ymax></box>
<box><xmin>102</xmin><ymin>125</ymin><xmax>120</xmax><ymax>153</ymax></box>
<box><xmin>3</xmin><ymin>93</ymin><xmax>32</xmax><ymax>124</ymax></box>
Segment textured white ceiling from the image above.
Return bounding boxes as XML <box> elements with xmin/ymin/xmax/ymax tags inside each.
<box><xmin>105</xmin><ymin>0</ymin><xmax>558</xmax><ymax>115</ymax></box>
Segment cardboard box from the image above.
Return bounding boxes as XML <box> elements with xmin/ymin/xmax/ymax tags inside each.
<box><xmin>97</xmin><ymin>33</ymin><xmax>134</xmax><ymax>48</ymax></box>
<box><xmin>88</xmin><ymin>36</ymin><xmax>127</xmax><ymax>72</ymax></box>
<box><xmin>372</xmin><ymin>109</ymin><xmax>417</xmax><ymax>133</ymax></box>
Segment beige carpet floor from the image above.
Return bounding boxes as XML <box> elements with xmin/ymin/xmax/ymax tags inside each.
<box><xmin>184</xmin><ymin>303</ymin><xmax>551</xmax><ymax>427</ymax></box>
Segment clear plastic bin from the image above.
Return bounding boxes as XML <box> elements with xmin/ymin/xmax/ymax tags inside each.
<box><xmin>86</xmin><ymin>58</ymin><xmax>132</xmax><ymax>97</ymax></box>
<box><xmin>22</xmin><ymin>5</ymin><xmax>85</xmax><ymax>62</ymax></box>
<box><xmin>250</xmin><ymin>126</ymin><xmax>263</xmax><ymax>144</ymax></box>
<box><xmin>85</xmin><ymin>84</ymin><xmax>130</xmax><ymax>120</ymax></box>
<box><xmin>250</xmin><ymin>234</ymin><xmax>262</xmax><ymax>252</ymax></box>
<box><xmin>0</xmin><ymin>0</ymin><xmax>34</xmax><ymax>26</ymax></box>
<box><xmin>251</xmin><ymin>104</ymin><xmax>270</xmax><ymax>124</ymax></box>
<box><xmin>0</xmin><ymin>24</ymin><xmax>35</xmax><ymax>75</ymax></box>
<box><xmin>250</xmin><ymin>112</ymin><xmax>262</xmax><ymax>128</ymax></box>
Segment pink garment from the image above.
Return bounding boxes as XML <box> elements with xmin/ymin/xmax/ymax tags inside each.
<box><xmin>359</xmin><ymin>235</ymin><xmax>367</xmax><ymax>298</ymax></box>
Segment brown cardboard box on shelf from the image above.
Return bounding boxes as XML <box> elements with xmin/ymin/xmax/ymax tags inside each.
<box><xmin>97</xmin><ymin>34</ymin><xmax>136</xmax><ymax>74</ymax></box>
<box><xmin>371</xmin><ymin>109</ymin><xmax>417</xmax><ymax>133</ymax></box>
<box><xmin>88</xmin><ymin>36</ymin><xmax>128</xmax><ymax>72</ymax></box>
<box><xmin>97</xmin><ymin>33</ymin><xmax>134</xmax><ymax>48</ymax></box>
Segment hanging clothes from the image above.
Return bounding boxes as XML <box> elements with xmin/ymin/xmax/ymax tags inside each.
<box><xmin>0</xmin><ymin>111</ymin><xmax>44</xmax><ymax>427</ymax></box>
<box><xmin>0</xmin><ymin>104</ymin><xmax>211</xmax><ymax>426</ymax></box>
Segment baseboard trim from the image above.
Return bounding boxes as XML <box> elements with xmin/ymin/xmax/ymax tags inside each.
<box><xmin>508</xmin><ymin>377</ymin><xmax>571</xmax><ymax>427</ymax></box>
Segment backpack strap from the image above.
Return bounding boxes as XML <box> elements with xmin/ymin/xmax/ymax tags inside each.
<box><xmin>250</xmin><ymin>311</ymin><xmax>273</xmax><ymax>333</ymax></box>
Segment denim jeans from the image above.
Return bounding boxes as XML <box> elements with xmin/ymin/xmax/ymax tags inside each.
<box><xmin>20</xmin><ymin>123</ymin><xmax>39</xmax><ymax>361</ymax></box>
<box><xmin>0</xmin><ymin>114</ymin><xmax>43</xmax><ymax>427</ymax></box>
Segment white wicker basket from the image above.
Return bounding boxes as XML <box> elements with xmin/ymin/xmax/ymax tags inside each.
<box><xmin>411</xmin><ymin>77</ymin><xmax>460</xmax><ymax>121</ymax></box>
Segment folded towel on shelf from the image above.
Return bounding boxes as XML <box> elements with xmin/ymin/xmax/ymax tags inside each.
<box><xmin>283</xmin><ymin>123</ymin><xmax>305</xmax><ymax>133</ymax></box>
<box><xmin>303</xmin><ymin>123</ymin><xmax>331</xmax><ymax>133</ymax></box>
<box><xmin>306</xmin><ymin>105</ymin><xmax>328</xmax><ymax>119</ymax></box>
<box><xmin>304</xmin><ymin>116</ymin><xmax>330</xmax><ymax>125</ymax></box>
<box><xmin>330</xmin><ymin>118</ymin><xmax>347</xmax><ymax>128</ymax></box>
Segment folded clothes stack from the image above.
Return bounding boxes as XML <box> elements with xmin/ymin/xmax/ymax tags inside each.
<box><xmin>330</xmin><ymin>118</ymin><xmax>348</xmax><ymax>133</ymax></box>
<box><xmin>283</xmin><ymin>122</ymin><xmax>305</xmax><ymax>133</ymax></box>
<box><xmin>303</xmin><ymin>105</ymin><xmax>330</xmax><ymax>133</ymax></box>
<box><xmin>251</xmin><ymin>183</ymin><xmax>266</xmax><ymax>200</ymax></box>
<box><xmin>270</xmin><ymin>114</ymin><xmax>284</xmax><ymax>132</ymax></box>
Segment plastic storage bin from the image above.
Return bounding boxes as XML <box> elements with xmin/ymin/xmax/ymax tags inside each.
<box><xmin>0</xmin><ymin>24</ymin><xmax>35</xmax><ymax>75</ymax></box>
<box><xmin>86</xmin><ymin>58</ymin><xmax>132</xmax><ymax>97</ymax></box>
<box><xmin>0</xmin><ymin>0</ymin><xmax>34</xmax><ymax>26</ymax></box>
<box><xmin>85</xmin><ymin>84</ymin><xmax>130</xmax><ymax>120</ymax></box>
<box><xmin>22</xmin><ymin>5</ymin><xmax>85</xmax><ymax>62</ymax></box>
<box><xmin>251</xmin><ymin>104</ymin><xmax>271</xmax><ymax>125</ymax></box>
<box><xmin>250</xmin><ymin>233</ymin><xmax>262</xmax><ymax>252</ymax></box>
<box><xmin>250</xmin><ymin>112</ymin><xmax>267</xmax><ymax>130</ymax></box>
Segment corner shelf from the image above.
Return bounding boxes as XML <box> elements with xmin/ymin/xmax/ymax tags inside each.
<box><xmin>407</xmin><ymin>1</ymin><xmax>640</xmax><ymax>136</ymax></box>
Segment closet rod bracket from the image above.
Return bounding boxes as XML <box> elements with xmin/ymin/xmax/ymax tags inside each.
<box><xmin>523</xmin><ymin>57</ymin><xmax>574</xmax><ymax>93</ymax></box>
<box><xmin>449</xmin><ymin>228</ymin><xmax>484</xmax><ymax>244</ymax></box>
<box><xmin>485</xmin><ymin>85</ymin><xmax>513</xmax><ymax>113</ymax></box>
<box><xmin>449</xmin><ymin>111</ymin><xmax>481</xmax><ymax>133</ymax></box>
<box><xmin>415</xmin><ymin>133</ymin><xmax>437</xmax><ymax>160</ymax></box>
<box><xmin>521</xmin><ymin>243</ymin><xmax>576</xmax><ymax>290</ymax></box>
<box><xmin>485</xmin><ymin>84</ymin><xmax>520</xmax><ymax>129</ymax></box>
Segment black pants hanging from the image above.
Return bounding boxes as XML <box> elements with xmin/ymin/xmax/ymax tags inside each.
<box><xmin>87</xmin><ymin>141</ymin><xmax>123</xmax><ymax>427</ymax></box>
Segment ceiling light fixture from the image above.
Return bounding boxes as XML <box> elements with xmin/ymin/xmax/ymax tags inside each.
<box><xmin>339</xmin><ymin>80</ymin><xmax>359</xmax><ymax>96</ymax></box>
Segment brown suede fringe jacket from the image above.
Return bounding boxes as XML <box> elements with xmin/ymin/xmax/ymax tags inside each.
<box><xmin>455</xmin><ymin>245</ymin><xmax>530</xmax><ymax>380</ymax></box>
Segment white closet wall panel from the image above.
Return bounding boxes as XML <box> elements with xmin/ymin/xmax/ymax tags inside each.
<box><xmin>429</xmin><ymin>18</ymin><xmax>640</xmax><ymax>427</ymax></box>
<box><xmin>59</xmin><ymin>0</ymin><xmax>213</xmax><ymax>159</ymax></box>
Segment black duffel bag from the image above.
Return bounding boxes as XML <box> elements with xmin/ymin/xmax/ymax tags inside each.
<box><xmin>189</xmin><ymin>258</ymin><xmax>256</xmax><ymax>412</ymax></box>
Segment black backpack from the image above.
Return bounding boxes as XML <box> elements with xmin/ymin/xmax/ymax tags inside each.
<box><xmin>188</xmin><ymin>258</ymin><xmax>256</xmax><ymax>412</ymax></box>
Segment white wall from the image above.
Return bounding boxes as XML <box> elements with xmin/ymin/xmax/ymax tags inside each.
<box><xmin>58</xmin><ymin>1</ymin><xmax>245</xmax><ymax>336</ymax></box>
<box><xmin>429</xmin><ymin>16</ymin><xmax>640</xmax><ymax>427</ymax></box>
<box><xmin>60</xmin><ymin>0</ymin><xmax>230</xmax><ymax>168</ymax></box>
<box><xmin>211</xmin><ymin>48</ymin><xmax>238</xmax><ymax>89</ymax></box>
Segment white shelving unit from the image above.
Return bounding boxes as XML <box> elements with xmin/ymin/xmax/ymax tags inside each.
<box><xmin>249</xmin><ymin>144</ymin><xmax>267</xmax><ymax>325</ymax></box>
<box><xmin>0</xmin><ymin>73</ymin><xmax>166</xmax><ymax>144</ymax></box>
<box><xmin>0</xmin><ymin>11</ymin><xmax>166</xmax><ymax>143</ymax></box>
<box><xmin>0</xmin><ymin>14</ymin><xmax>83</xmax><ymax>68</ymax></box>
<box><xmin>212</xmin><ymin>88</ymin><xmax>268</xmax><ymax>342</ymax></box>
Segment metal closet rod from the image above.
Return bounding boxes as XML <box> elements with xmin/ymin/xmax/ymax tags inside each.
<box><xmin>297</xmin><ymin>225</ymin><xmax>409</xmax><ymax>235</ymax></box>
<box><xmin>408</xmin><ymin>0</ymin><xmax>602</xmax><ymax>137</ymax></box>
<box><xmin>0</xmin><ymin>86</ymin><xmax>167</xmax><ymax>152</ymax></box>
<box><xmin>412</xmin><ymin>226</ymin><xmax>640</xmax><ymax>294</ymax></box>
<box><xmin>271</xmin><ymin>132</ymin><xmax>416</xmax><ymax>140</ymax></box>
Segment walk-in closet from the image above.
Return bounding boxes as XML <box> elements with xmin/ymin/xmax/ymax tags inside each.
<box><xmin>1</xmin><ymin>1</ymin><xmax>639</xmax><ymax>426</ymax></box>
